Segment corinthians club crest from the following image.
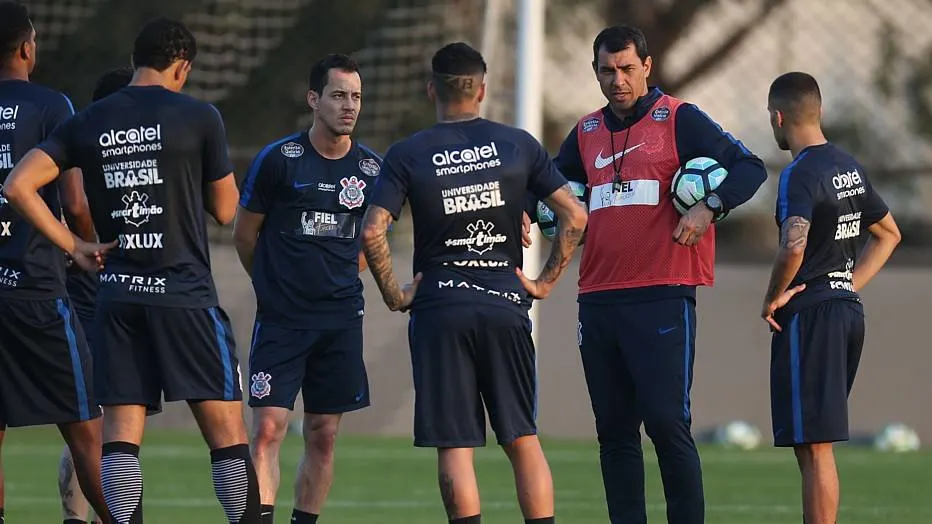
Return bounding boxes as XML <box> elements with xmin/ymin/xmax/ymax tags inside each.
<box><xmin>339</xmin><ymin>176</ymin><xmax>367</xmax><ymax>209</ymax></box>
<box><xmin>250</xmin><ymin>372</ymin><xmax>272</xmax><ymax>399</ymax></box>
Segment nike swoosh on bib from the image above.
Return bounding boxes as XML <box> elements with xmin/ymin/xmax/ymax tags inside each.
<box><xmin>594</xmin><ymin>142</ymin><xmax>645</xmax><ymax>170</ymax></box>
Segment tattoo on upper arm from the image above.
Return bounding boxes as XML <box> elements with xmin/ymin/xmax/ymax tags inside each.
<box><xmin>780</xmin><ymin>216</ymin><xmax>810</xmax><ymax>250</ymax></box>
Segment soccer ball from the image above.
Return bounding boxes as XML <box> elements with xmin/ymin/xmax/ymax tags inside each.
<box><xmin>713</xmin><ymin>420</ymin><xmax>762</xmax><ymax>450</ymax></box>
<box><xmin>671</xmin><ymin>157</ymin><xmax>729</xmax><ymax>221</ymax></box>
<box><xmin>536</xmin><ymin>181</ymin><xmax>587</xmax><ymax>240</ymax></box>
<box><xmin>873</xmin><ymin>424</ymin><xmax>921</xmax><ymax>452</ymax></box>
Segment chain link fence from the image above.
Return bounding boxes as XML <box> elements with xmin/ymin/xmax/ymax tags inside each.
<box><xmin>18</xmin><ymin>0</ymin><xmax>932</xmax><ymax>256</ymax></box>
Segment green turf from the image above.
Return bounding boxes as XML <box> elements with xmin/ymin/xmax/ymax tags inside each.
<box><xmin>1</xmin><ymin>427</ymin><xmax>929</xmax><ymax>523</ymax></box>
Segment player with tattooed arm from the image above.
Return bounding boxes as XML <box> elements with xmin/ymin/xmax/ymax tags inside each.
<box><xmin>763</xmin><ymin>71</ymin><xmax>901</xmax><ymax>524</ymax></box>
<box><xmin>361</xmin><ymin>43</ymin><xmax>587</xmax><ymax>524</ymax></box>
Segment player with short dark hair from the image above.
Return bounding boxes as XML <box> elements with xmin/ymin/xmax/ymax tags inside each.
<box><xmin>763</xmin><ymin>71</ymin><xmax>901</xmax><ymax>524</ymax></box>
<box><xmin>362</xmin><ymin>42</ymin><xmax>588</xmax><ymax>524</ymax></box>
<box><xmin>554</xmin><ymin>25</ymin><xmax>768</xmax><ymax>523</ymax></box>
<box><xmin>0</xmin><ymin>3</ymin><xmax>113</xmax><ymax>522</ymax></box>
<box><xmin>56</xmin><ymin>65</ymin><xmax>134</xmax><ymax>524</ymax></box>
<box><xmin>233</xmin><ymin>53</ymin><xmax>377</xmax><ymax>524</ymax></box>
<box><xmin>3</xmin><ymin>17</ymin><xmax>260</xmax><ymax>524</ymax></box>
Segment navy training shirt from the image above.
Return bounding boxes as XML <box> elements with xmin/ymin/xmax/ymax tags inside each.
<box><xmin>550</xmin><ymin>86</ymin><xmax>768</xmax><ymax>303</ymax></box>
<box><xmin>0</xmin><ymin>79</ymin><xmax>74</xmax><ymax>298</ymax></box>
<box><xmin>38</xmin><ymin>85</ymin><xmax>234</xmax><ymax>309</ymax></box>
<box><xmin>240</xmin><ymin>132</ymin><xmax>382</xmax><ymax>328</ymax></box>
<box><xmin>370</xmin><ymin>118</ymin><xmax>567</xmax><ymax>315</ymax></box>
<box><xmin>774</xmin><ymin>142</ymin><xmax>889</xmax><ymax>315</ymax></box>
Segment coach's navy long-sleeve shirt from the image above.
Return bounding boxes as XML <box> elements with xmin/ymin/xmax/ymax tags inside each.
<box><xmin>550</xmin><ymin>87</ymin><xmax>768</xmax><ymax>303</ymax></box>
<box><xmin>555</xmin><ymin>87</ymin><xmax>767</xmax><ymax>214</ymax></box>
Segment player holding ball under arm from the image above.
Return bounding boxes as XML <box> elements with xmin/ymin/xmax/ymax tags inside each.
<box><xmin>551</xmin><ymin>25</ymin><xmax>768</xmax><ymax>524</ymax></box>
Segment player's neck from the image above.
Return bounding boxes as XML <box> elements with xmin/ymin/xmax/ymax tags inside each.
<box><xmin>308</xmin><ymin>125</ymin><xmax>351</xmax><ymax>159</ymax></box>
<box><xmin>788</xmin><ymin>129</ymin><xmax>828</xmax><ymax>159</ymax></box>
<box><xmin>436</xmin><ymin>103</ymin><xmax>480</xmax><ymax>123</ymax></box>
<box><xmin>0</xmin><ymin>65</ymin><xmax>29</xmax><ymax>82</ymax></box>
<box><xmin>129</xmin><ymin>68</ymin><xmax>172</xmax><ymax>90</ymax></box>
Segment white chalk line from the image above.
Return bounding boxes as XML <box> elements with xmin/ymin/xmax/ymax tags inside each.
<box><xmin>4</xmin><ymin>496</ymin><xmax>928</xmax><ymax>515</ymax></box>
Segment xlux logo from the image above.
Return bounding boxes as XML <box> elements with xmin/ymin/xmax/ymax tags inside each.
<box><xmin>119</xmin><ymin>233</ymin><xmax>163</xmax><ymax>250</ymax></box>
<box><xmin>447</xmin><ymin>260</ymin><xmax>510</xmax><ymax>268</ymax></box>
<box><xmin>0</xmin><ymin>221</ymin><xmax>11</xmax><ymax>236</ymax></box>
<box><xmin>432</xmin><ymin>142</ymin><xmax>502</xmax><ymax>176</ymax></box>
<box><xmin>0</xmin><ymin>152</ymin><xmax>12</xmax><ymax>169</ymax></box>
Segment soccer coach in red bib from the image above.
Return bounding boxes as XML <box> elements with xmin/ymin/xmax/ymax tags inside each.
<box><xmin>556</xmin><ymin>26</ymin><xmax>768</xmax><ymax>523</ymax></box>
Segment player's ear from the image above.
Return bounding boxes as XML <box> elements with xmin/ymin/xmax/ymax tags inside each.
<box><xmin>426</xmin><ymin>80</ymin><xmax>436</xmax><ymax>103</ymax></box>
<box><xmin>477</xmin><ymin>82</ymin><xmax>486</xmax><ymax>103</ymax></box>
<box><xmin>643</xmin><ymin>56</ymin><xmax>652</xmax><ymax>79</ymax></box>
<box><xmin>306</xmin><ymin>90</ymin><xmax>320</xmax><ymax>111</ymax></box>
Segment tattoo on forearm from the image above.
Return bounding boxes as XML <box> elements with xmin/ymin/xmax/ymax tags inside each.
<box><xmin>362</xmin><ymin>207</ymin><xmax>404</xmax><ymax>310</ymax></box>
<box><xmin>780</xmin><ymin>216</ymin><xmax>810</xmax><ymax>250</ymax></box>
<box><xmin>439</xmin><ymin>472</ymin><xmax>457</xmax><ymax>517</ymax></box>
<box><xmin>539</xmin><ymin>184</ymin><xmax>585</xmax><ymax>285</ymax></box>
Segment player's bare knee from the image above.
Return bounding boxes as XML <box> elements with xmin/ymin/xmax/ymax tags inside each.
<box><xmin>303</xmin><ymin>414</ymin><xmax>340</xmax><ymax>459</ymax></box>
<box><xmin>190</xmin><ymin>400</ymin><xmax>249</xmax><ymax>449</ymax></box>
<box><xmin>794</xmin><ymin>442</ymin><xmax>833</xmax><ymax>462</ymax></box>
<box><xmin>500</xmin><ymin>434</ymin><xmax>540</xmax><ymax>459</ymax></box>
<box><xmin>251</xmin><ymin>410</ymin><xmax>288</xmax><ymax>450</ymax></box>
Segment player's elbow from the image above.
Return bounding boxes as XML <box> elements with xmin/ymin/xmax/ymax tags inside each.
<box><xmin>560</xmin><ymin>201</ymin><xmax>588</xmax><ymax>232</ymax></box>
<box><xmin>568</xmin><ymin>205</ymin><xmax>588</xmax><ymax>232</ymax></box>
<box><xmin>212</xmin><ymin>207</ymin><xmax>236</xmax><ymax>226</ymax></box>
<box><xmin>784</xmin><ymin>243</ymin><xmax>807</xmax><ymax>259</ymax></box>
<box><xmin>2</xmin><ymin>175</ymin><xmax>31</xmax><ymax>208</ymax></box>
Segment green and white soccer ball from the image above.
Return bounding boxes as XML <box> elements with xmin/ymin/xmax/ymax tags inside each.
<box><xmin>713</xmin><ymin>420</ymin><xmax>763</xmax><ymax>450</ymax></box>
<box><xmin>671</xmin><ymin>157</ymin><xmax>729</xmax><ymax>221</ymax></box>
<box><xmin>873</xmin><ymin>424</ymin><xmax>921</xmax><ymax>453</ymax></box>
<box><xmin>536</xmin><ymin>181</ymin><xmax>587</xmax><ymax>240</ymax></box>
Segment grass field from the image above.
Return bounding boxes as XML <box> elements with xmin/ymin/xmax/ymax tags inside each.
<box><xmin>1</xmin><ymin>428</ymin><xmax>929</xmax><ymax>523</ymax></box>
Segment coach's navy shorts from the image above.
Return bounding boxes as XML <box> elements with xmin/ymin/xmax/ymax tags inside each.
<box><xmin>94</xmin><ymin>301</ymin><xmax>241</xmax><ymax>412</ymax></box>
<box><xmin>770</xmin><ymin>299</ymin><xmax>864</xmax><ymax>447</ymax></box>
<box><xmin>408</xmin><ymin>305</ymin><xmax>537</xmax><ymax>448</ymax></box>
<box><xmin>247</xmin><ymin>320</ymin><xmax>369</xmax><ymax>414</ymax></box>
<box><xmin>0</xmin><ymin>297</ymin><xmax>100</xmax><ymax>427</ymax></box>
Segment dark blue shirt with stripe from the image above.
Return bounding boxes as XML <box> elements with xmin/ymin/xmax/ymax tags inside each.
<box><xmin>370</xmin><ymin>118</ymin><xmax>567</xmax><ymax>315</ymax></box>
<box><xmin>0</xmin><ymin>79</ymin><xmax>75</xmax><ymax>299</ymax></box>
<box><xmin>774</xmin><ymin>142</ymin><xmax>889</xmax><ymax>315</ymax></box>
<box><xmin>551</xmin><ymin>87</ymin><xmax>768</xmax><ymax>303</ymax></box>
<box><xmin>240</xmin><ymin>131</ymin><xmax>381</xmax><ymax>328</ymax></box>
<box><xmin>38</xmin><ymin>86</ymin><xmax>233</xmax><ymax>308</ymax></box>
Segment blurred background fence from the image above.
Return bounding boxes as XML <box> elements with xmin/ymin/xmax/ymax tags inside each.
<box><xmin>16</xmin><ymin>0</ymin><xmax>932</xmax><ymax>441</ymax></box>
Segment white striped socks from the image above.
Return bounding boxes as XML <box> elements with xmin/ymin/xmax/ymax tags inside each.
<box><xmin>210</xmin><ymin>444</ymin><xmax>260</xmax><ymax>523</ymax></box>
<box><xmin>101</xmin><ymin>441</ymin><xmax>143</xmax><ymax>524</ymax></box>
